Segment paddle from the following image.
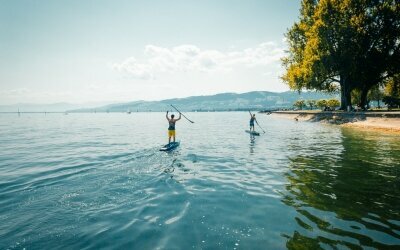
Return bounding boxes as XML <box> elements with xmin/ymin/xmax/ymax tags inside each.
<box><xmin>249</xmin><ymin>110</ymin><xmax>266</xmax><ymax>133</ymax></box>
<box><xmin>170</xmin><ymin>104</ymin><xmax>194</xmax><ymax>123</ymax></box>
<box><xmin>256</xmin><ymin>120</ymin><xmax>266</xmax><ymax>134</ymax></box>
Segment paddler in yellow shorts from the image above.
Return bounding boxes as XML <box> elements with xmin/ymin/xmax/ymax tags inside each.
<box><xmin>166</xmin><ymin>111</ymin><xmax>181</xmax><ymax>144</ymax></box>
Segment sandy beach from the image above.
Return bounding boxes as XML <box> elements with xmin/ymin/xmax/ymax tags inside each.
<box><xmin>270</xmin><ymin>111</ymin><xmax>400</xmax><ymax>133</ymax></box>
<box><xmin>340</xmin><ymin>117</ymin><xmax>400</xmax><ymax>133</ymax></box>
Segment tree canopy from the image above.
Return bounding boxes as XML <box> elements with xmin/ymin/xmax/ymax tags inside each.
<box><xmin>282</xmin><ymin>0</ymin><xmax>400</xmax><ymax>110</ymax></box>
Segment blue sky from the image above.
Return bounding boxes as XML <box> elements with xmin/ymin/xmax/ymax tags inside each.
<box><xmin>0</xmin><ymin>0</ymin><xmax>300</xmax><ymax>105</ymax></box>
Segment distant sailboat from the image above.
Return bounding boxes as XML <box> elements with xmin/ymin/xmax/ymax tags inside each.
<box><xmin>127</xmin><ymin>109</ymin><xmax>131</xmax><ymax>114</ymax></box>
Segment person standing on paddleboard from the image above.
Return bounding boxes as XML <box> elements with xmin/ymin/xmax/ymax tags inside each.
<box><xmin>166</xmin><ymin>111</ymin><xmax>181</xmax><ymax>144</ymax></box>
<box><xmin>249</xmin><ymin>113</ymin><xmax>257</xmax><ymax>132</ymax></box>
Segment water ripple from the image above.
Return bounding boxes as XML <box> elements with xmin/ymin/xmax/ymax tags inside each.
<box><xmin>0</xmin><ymin>113</ymin><xmax>399</xmax><ymax>249</ymax></box>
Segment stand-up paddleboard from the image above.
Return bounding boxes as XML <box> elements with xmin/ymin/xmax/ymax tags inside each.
<box><xmin>245</xmin><ymin>130</ymin><xmax>260</xmax><ymax>136</ymax></box>
<box><xmin>160</xmin><ymin>141</ymin><xmax>180</xmax><ymax>151</ymax></box>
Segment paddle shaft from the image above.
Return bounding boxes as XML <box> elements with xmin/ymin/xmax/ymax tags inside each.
<box><xmin>256</xmin><ymin>120</ymin><xmax>266</xmax><ymax>133</ymax></box>
<box><xmin>170</xmin><ymin>104</ymin><xmax>194</xmax><ymax>123</ymax></box>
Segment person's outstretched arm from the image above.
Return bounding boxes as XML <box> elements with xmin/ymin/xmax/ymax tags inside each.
<box><xmin>177</xmin><ymin>113</ymin><xmax>182</xmax><ymax>121</ymax></box>
<box><xmin>249</xmin><ymin>110</ymin><xmax>253</xmax><ymax>117</ymax></box>
<box><xmin>166</xmin><ymin>111</ymin><xmax>169</xmax><ymax>121</ymax></box>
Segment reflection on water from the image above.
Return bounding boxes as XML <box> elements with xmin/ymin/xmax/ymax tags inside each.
<box><xmin>283</xmin><ymin>127</ymin><xmax>400</xmax><ymax>249</ymax></box>
<box><xmin>249</xmin><ymin>134</ymin><xmax>256</xmax><ymax>154</ymax></box>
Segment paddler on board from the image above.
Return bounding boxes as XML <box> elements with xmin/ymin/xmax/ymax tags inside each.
<box><xmin>166</xmin><ymin>111</ymin><xmax>181</xmax><ymax>144</ymax></box>
<box><xmin>249</xmin><ymin>111</ymin><xmax>257</xmax><ymax>132</ymax></box>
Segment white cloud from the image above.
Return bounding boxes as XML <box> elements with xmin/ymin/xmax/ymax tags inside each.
<box><xmin>112</xmin><ymin>42</ymin><xmax>285</xmax><ymax>79</ymax></box>
<box><xmin>112</xmin><ymin>57</ymin><xmax>153</xmax><ymax>80</ymax></box>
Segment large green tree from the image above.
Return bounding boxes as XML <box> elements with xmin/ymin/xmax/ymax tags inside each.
<box><xmin>282</xmin><ymin>0</ymin><xmax>400</xmax><ymax>110</ymax></box>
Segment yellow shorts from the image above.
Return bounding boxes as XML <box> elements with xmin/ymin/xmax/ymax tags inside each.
<box><xmin>168</xmin><ymin>130</ymin><xmax>176</xmax><ymax>137</ymax></box>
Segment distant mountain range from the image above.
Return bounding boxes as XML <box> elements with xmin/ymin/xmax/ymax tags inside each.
<box><xmin>69</xmin><ymin>91</ymin><xmax>338</xmax><ymax>112</ymax></box>
<box><xmin>0</xmin><ymin>91</ymin><xmax>339</xmax><ymax>113</ymax></box>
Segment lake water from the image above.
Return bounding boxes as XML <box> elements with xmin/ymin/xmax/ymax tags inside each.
<box><xmin>1</xmin><ymin>112</ymin><xmax>399</xmax><ymax>249</ymax></box>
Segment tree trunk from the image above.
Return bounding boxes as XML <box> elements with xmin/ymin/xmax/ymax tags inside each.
<box><xmin>345</xmin><ymin>86</ymin><xmax>352</xmax><ymax>111</ymax></box>
<box><xmin>339</xmin><ymin>76</ymin><xmax>352</xmax><ymax>111</ymax></box>
<box><xmin>360</xmin><ymin>86</ymin><xmax>370</xmax><ymax>111</ymax></box>
<box><xmin>340</xmin><ymin>83</ymin><xmax>346</xmax><ymax>110</ymax></box>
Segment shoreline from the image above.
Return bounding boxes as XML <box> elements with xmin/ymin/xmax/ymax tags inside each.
<box><xmin>270</xmin><ymin>111</ymin><xmax>400</xmax><ymax>134</ymax></box>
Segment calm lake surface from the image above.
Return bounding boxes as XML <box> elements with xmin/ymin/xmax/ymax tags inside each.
<box><xmin>1</xmin><ymin>112</ymin><xmax>399</xmax><ymax>249</ymax></box>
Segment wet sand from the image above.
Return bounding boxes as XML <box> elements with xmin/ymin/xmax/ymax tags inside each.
<box><xmin>270</xmin><ymin>111</ymin><xmax>400</xmax><ymax>134</ymax></box>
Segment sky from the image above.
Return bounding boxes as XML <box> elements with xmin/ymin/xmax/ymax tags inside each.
<box><xmin>0</xmin><ymin>0</ymin><xmax>301</xmax><ymax>105</ymax></box>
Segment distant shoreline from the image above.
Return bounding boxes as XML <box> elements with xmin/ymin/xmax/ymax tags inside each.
<box><xmin>0</xmin><ymin>110</ymin><xmax>272</xmax><ymax>114</ymax></box>
<box><xmin>270</xmin><ymin>111</ymin><xmax>400</xmax><ymax>133</ymax></box>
